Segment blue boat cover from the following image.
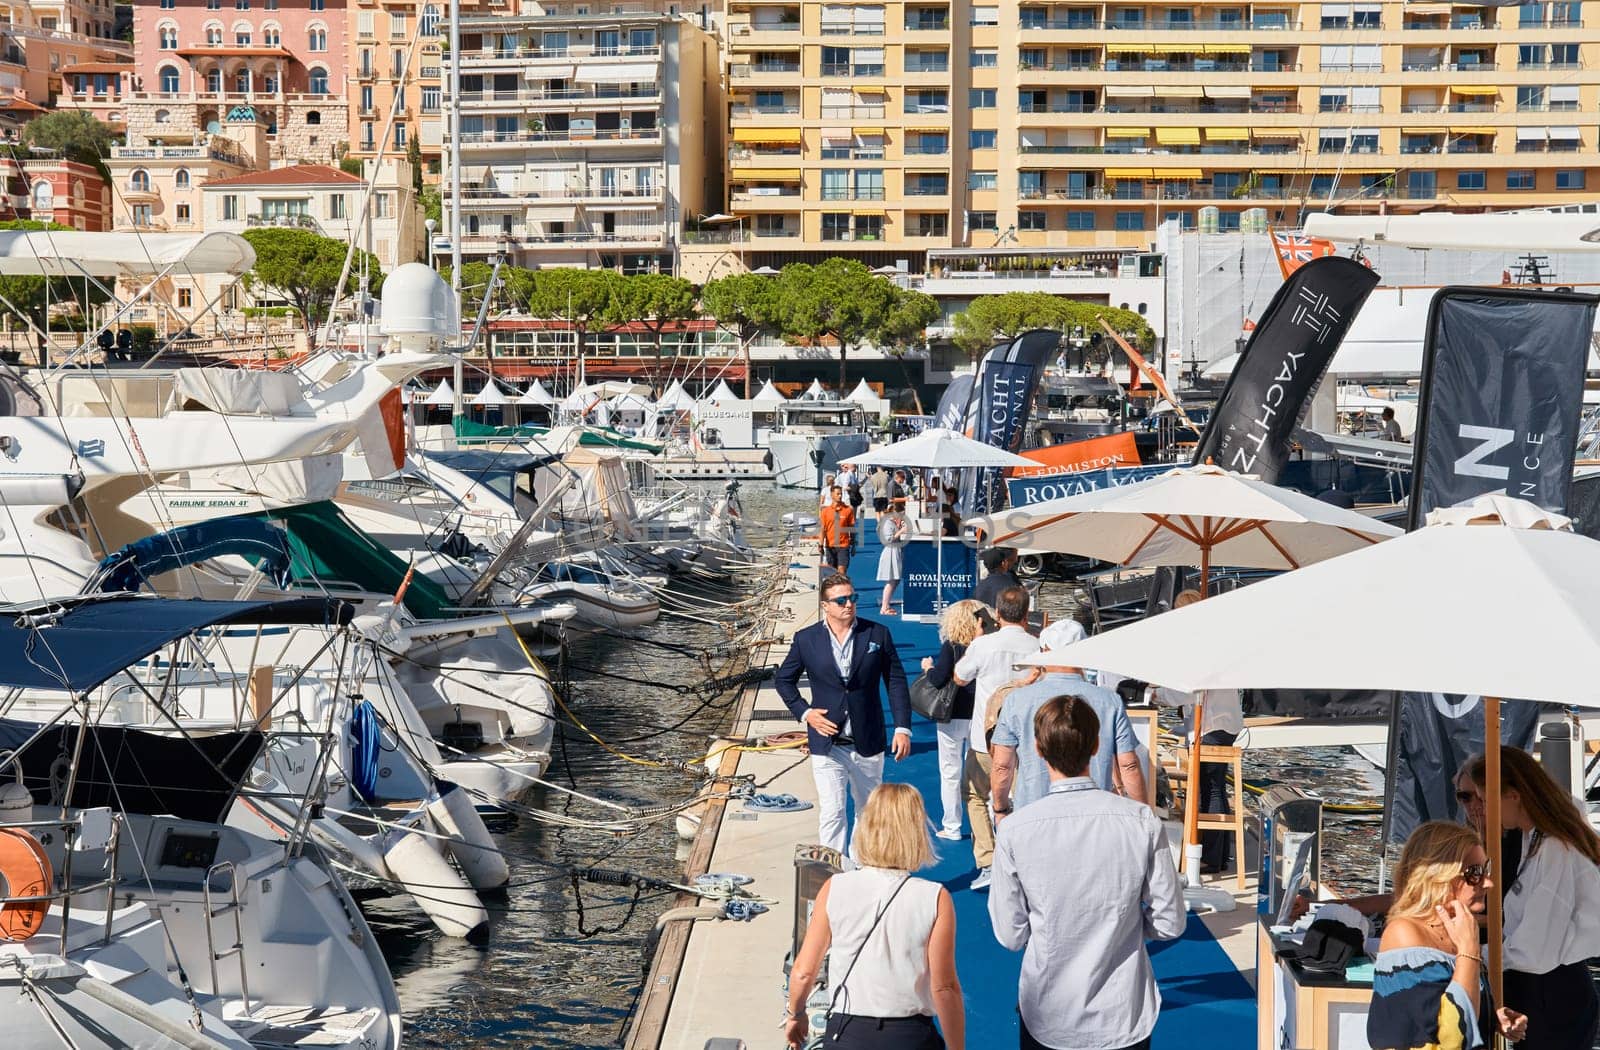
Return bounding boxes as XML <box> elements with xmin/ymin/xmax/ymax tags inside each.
<box><xmin>0</xmin><ymin>595</ymin><xmax>349</xmax><ymax>693</ymax></box>
<box><xmin>93</xmin><ymin>517</ymin><xmax>293</xmax><ymax>594</ymax></box>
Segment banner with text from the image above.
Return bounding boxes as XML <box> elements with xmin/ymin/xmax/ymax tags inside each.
<box><xmin>1013</xmin><ymin>432</ymin><xmax>1141</xmax><ymax>477</ymax></box>
<box><xmin>1193</xmin><ymin>256</ymin><xmax>1380</xmax><ymax>483</ymax></box>
<box><xmin>1409</xmin><ymin>286</ymin><xmax>1597</xmax><ymax>526</ymax></box>
<box><xmin>1006</xmin><ymin>464</ymin><xmax>1172</xmax><ymax>507</ymax></box>
<box><xmin>901</xmin><ymin>539</ymin><xmax>976</xmax><ymax>617</ymax></box>
<box><xmin>968</xmin><ymin>329</ymin><xmax>1059</xmax><ymax>516</ymax></box>
<box><xmin>932</xmin><ymin>374</ymin><xmax>976</xmax><ymax>433</ymax></box>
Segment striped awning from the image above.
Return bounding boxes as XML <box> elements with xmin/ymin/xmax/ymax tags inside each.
<box><xmin>1207</xmin><ymin>128</ymin><xmax>1250</xmax><ymax>141</ymax></box>
<box><xmin>1153</xmin><ymin>85</ymin><xmax>1204</xmax><ymax>97</ymax></box>
<box><xmin>1104</xmin><ymin>43</ymin><xmax>1150</xmax><ymax>53</ymax></box>
<box><xmin>1154</xmin><ymin>127</ymin><xmax>1201</xmax><ymax>145</ymax></box>
<box><xmin>1451</xmin><ymin>126</ymin><xmax>1497</xmax><ymax>135</ymax></box>
<box><xmin>1104</xmin><ymin>85</ymin><xmax>1156</xmax><ymax>97</ymax></box>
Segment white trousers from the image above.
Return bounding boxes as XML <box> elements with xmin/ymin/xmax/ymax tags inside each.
<box><xmin>935</xmin><ymin>718</ymin><xmax>971</xmax><ymax>835</ymax></box>
<box><xmin>810</xmin><ymin>746</ymin><xmax>885</xmax><ymax>859</ymax></box>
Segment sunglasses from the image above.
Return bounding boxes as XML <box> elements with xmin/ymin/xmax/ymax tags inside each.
<box><xmin>824</xmin><ymin>594</ymin><xmax>859</xmax><ymax>607</ymax></box>
<box><xmin>1461</xmin><ymin>861</ymin><xmax>1492</xmax><ymax>887</ymax></box>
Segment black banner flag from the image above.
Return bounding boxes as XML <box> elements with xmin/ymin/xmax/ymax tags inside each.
<box><xmin>968</xmin><ymin>329</ymin><xmax>1059</xmax><ymax>516</ymax></box>
<box><xmin>1407</xmin><ymin>286</ymin><xmax>1598</xmax><ymax>528</ymax></box>
<box><xmin>1193</xmin><ymin>256</ymin><xmax>1380</xmax><ymax>483</ymax></box>
<box><xmin>932</xmin><ymin>373</ymin><xmax>975</xmax><ymax>433</ymax></box>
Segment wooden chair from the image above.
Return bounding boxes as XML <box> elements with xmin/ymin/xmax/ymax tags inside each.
<box><xmin>1187</xmin><ymin>743</ymin><xmax>1248</xmax><ymax>890</ymax></box>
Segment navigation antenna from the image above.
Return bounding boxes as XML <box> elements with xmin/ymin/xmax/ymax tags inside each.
<box><xmin>1513</xmin><ymin>252</ymin><xmax>1553</xmax><ymax>286</ymax></box>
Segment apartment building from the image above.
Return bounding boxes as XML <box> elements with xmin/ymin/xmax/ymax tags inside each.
<box><xmin>0</xmin><ymin>156</ymin><xmax>111</xmax><ymax>229</ymax></box>
<box><xmin>57</xmin><ymin>61</ymin><xmax>133</xmax><ymax>128</ymax></box>
<box><xmin>345</xmin><ymin>0</ymin><xmax>446</xmax><ymax>177</ymax></box>
<box><xmin>723</xmin><ymin>0</ymin><xmax>1600</xmax><ymax>258</ymax></box>
<box><xmin>0</xmin><ymin>0</ymin><xmax>131</xmax><ymax>108</ymax></box>
<box><xmin>442</xmin><ymin>10</ymin><xmax>720</xmax><ymax>274</ymax></box>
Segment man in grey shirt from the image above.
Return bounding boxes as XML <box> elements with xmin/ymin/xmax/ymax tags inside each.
<box><xmin>989</xmin><ymin>696</ymin><xmax>1184</xmax><ymax>1050</ymax></box>
<box><xmin>991</xmin><ymin>619</ymin><xmax>1147</xmax><ymax>814</ymax></box>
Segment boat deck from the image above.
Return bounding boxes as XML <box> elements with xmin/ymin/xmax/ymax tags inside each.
<box><xmin>628</xmin><ymin>526</ymin><xmax>1258</xmax><ymax>1050</ymax></box>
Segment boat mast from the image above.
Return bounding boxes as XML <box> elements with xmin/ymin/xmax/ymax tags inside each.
<box><xmin>448</xmin><ymin>0</ymin><xmax>464</xmax><ymax>419</ymax></box>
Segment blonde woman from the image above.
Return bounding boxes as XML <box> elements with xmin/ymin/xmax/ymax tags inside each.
<box><xmin>1368</xmin><ymin>821</ymin><xmax>1528</xmax><ymax>1050</ymax></box>
<box><xmin>785</xmin><ymin>784</ymin><xmax>964</xmax><ymax>1050</ymax></box>
<box><xmin>918</xmin><ymin>599</ymin><xmax>990</xmax><ymax>840</ymax></box>
<box><xmin>877</xmin><ymin>499</ymin><xmax>909</xmax><ymax>615</ymax></box>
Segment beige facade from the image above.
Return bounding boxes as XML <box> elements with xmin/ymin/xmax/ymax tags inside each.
<box><xmin>345</xmin><ymin>0</ymin><xmax>450</xmax><ymax>178</ymax></box>
<box><xmin>724</xmin><ymin>0</ymin><xmax>1600</xmax><ymax>260</ymax></box>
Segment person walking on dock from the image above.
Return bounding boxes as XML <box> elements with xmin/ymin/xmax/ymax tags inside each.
<box><xmin>953</xmin><ymin>586</ymin><xmax>1040</xmax><ymax>890</ymax></box>
<box><xmin>989</xmin><ymin>696</ymin><xmax>1185</xmax><ymax>1050</ymax></box>
<box><xmin>877</xmin><ymin>499</ymin><xmax>909</xmax><ymax>615</ymax></box>
<box><xmin>784</xmin><ymin>783</ymin><xmax>965</xmax><ymax>1050</ymax></box>
<box><xmin>776</xmin><ymin>573</ymin><xmax>913</xmax><ymax>858</ymax></box>
<box><xmin>821</xmin><ymin>485</ymin><xmax>857</xmax><ymax>572</ymax></box>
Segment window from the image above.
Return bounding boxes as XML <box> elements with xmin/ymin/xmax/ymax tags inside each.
<box><xmin>968</xmin><ymin>170</ymin><xmax>997</xmax><ymax>190</ymax></box>
<box><xmin>234</xmin><ymin>70</ymin><xmax>249</xmax><ymax>93</ymax></box>
<box><xmin>913</xmin><ymin>213</ymin><xmax>947</xmax><ymax>237</ymax></box>
<box><xmin>362</xmin><ymin>123</ymin><xmax>374</xmax><ymax>149</ymax></box>
<box><xmin>329</xmin><ymin>194</ymin><xmax>346</xmax><ymax>219</ymax></box>
<box><xmin>1018</xmin><ymin>210</ymin><xmax>1046</xmax><ymax>231</ymax></box>
<box><xmin>420</xmin><ymin>4</ymin><xmax>440</xmax><ymax>35</ymax></box>
<box><xmin>30</xmin><ymin>181</ymin><xmax>50</xmax><ymax>209</ymax></box>
<box><xmin>969</xmin><ymin>88</ymin><xmax>995</xmax><ymax>108</ymax></box>
<box><xmin>222</xmin><ymin>194</ymin><xmax>239</xmax><ymax>220</ymax></box>
<box><xmin>176</xmin><ymin>203</ymin><xmax>190</xmax><ymax>222</ymax></box>
<box><xmin>174</xmin><ymin>168</ymin><xmax>190</xmax><ymax>189</ymax></box>
<box><xmin>1019</xmin><ymin>170</ymin><xmax>1044</xmax><ymax>196</ymax></box>
<box><xmin>1115</xmin><ymin>210</ymin><xmax>1145</xmax><ymax>231</ymax></box>
<box><xmin>160</xmin><ymin>0</ymin><xmax>174</xmax><ymax>7</ymax></box>
<box><xmin>155</xmin><ymin>108</ymin><xmax>170</xmax><ymax>123</ymax></box>
<box><xmin>235</xmin><ymin>0</ymin><xmax>248</xmax><ymax>8</ymax></box>
<box><xmin>374</xmin><ymin>192</ymin><xmax>390</xmax><ymax>219</ymax></box>
<box><xmin>1353</xmin><ymin>2</ymin><xmax>1381</xmax><ymax>27</ymax></box>
<box><xmin>131</xmin><ymin>204</ymin><xmax>153</xmax><ymax>226</ymax></box>
<box><xmin>821</xmin><ymin>46</ymin><xmax>849</xmax><ymax>75</ymax></box>
<box><xmin>421</xmin><ymin>86</ymin><xmax>440</xmax><ymax>112</ymax></box>
<box><xmin>394</xmin><ymin>124</ymin><xmax>407</xmax><ymax>148</ymax></box>
<box><xmin>308</xmin><ymin>27</ymin><xmax>326</xmax><ymax>50</ymax></box>
<box><xmin>129</xmin><ymin>169</ymin><xmax>150</xmax><ymax>192</ymax></box>
<box><xmin>158</xmin><ymin>24</ymin><xmax>176</xmax><ymax>48</ymax></box>
<box><xmin>159</xmin><ymin>65</ymin><xmax>179</xmax><ymax>93</ymax></box>
<box><xmin>971</xmin><ymin>5</ymin><xmax>998</xmax><ymax>24</ymax></box>
<box><xmin>1066</xmin><ymin>210</ymin><xmax>1095</xmax><ymax>230</ymax></box>
<box><xmin>821</xmin><ymin>212</ymin><xmax>851</xmax><ymax>240</ymax></box>
<box><xmin>1218</xmin><ymin>211</ymin><xmax>1241</xmax><ymax>231</ymax></box>
<box><xmin>392</xmin><ymin>48</ymin><xmax>405</xmax><ymax>76</ymax></box>
<box><xmin>309</xmin><ymin>68</ymin><xmax>329</xmax><ymax>94</ymax></box>
<box><xmin>1551</xmin><ymin>42</ymin><xmax>1579</xmax><ymax>64</ymax></box>
<box><xmin>969</xmin><ymin>129</ymin><xmax>996</xmax><ymax>149</ymax></box>
<box><xmin>630</xmin><ymin>27</ymin><xmax>657</xmax><ymax>51</ymax></box>
<box><xmin>206</xmin><ymin>24</ymin><xmax>221</xmax><ymax>44</ymax></box>
<box><xmin>1407</xmin><ymin>170</ymin><xmax>1436</xmax><ymax>197</ymax></box>
<box><xmin>205</xmin><ymin>68</ymin><xmax>222</xmax><ymax>92</ymax></box>
<box><xmin>390</xmin><ymin>10</ymin><xmax>406</xmax><ymax>34</ymax></box>
<box><xmin>235</xmin><ymin>28</ymin><xmax>251</xmax><ymax>45</ymax></box>
<box><xmin>1506</xmin><ymin>169</ymin><xmax>1535</xmax><ymax>189</ymax></box>
<box><xmin>265</xmin><ymin>0</ymin><xmax>276</xmax><ymax>8</ymax></box>
<box><xmin>309</xmin><ymin>0</ymin><xmax>323</xmax><ymax>9</ymax></box>
<box><xmin>968</xmin><ymin>211</ymin><xmax>997</xmax><ymax>230</ymax></box>
<box><xmin>206</xmin><ymin>0</ymin><xmax>219</xmax><ymax>8</ymax></box>
<box><xmin>822</xmin><ymin>169</ymin><xmax>848</xmax><ymax>200</ymax></box>
<box><xmin>1456</xmin><ymin>170</ymin><xmax>1485</xmax><ymax>190</ymax></box>
<box><xmin>306</xmin><ymin>110</ymin><xmax>321</xmax><ymax>125</ymax></box>
<box><xmin>1557</xmin><ymin>169</ymin><xmax>1586</xmax><ymax>190</ymax></box>
<box><xmin>970</xmin><ymin>49</ymin><xmax>997</xmax><ymax>67</ymax></box>
<box><xmin>263</xmin><ymin>24</ymin><xmax>279</xmax><ymax>45</ymax></box>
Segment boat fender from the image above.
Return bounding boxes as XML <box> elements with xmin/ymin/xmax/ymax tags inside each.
<box><xmin>0</xmin><ymin>826</ymin><xmax>52</xmax><ymax>940</ymax></box>
<box><xmin>382</xmin><ymin>825</ymin><xmax>490</xmax><ymax>941</ymax></box>
<box><xmin>0</xmin><ymin>750</ymin><xmax>32</xmax><ymax>825</ymax></box>
<box><xmin>427</xmin><ymin>782</ymin><xmax>510</xmax><ymax>892</ymax></box>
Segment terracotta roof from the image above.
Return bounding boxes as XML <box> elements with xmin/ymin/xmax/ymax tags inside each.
<box><xmin>204</xmin><ymin>163</ymin><xmax>363</xmax><ymax>188</ymax></box>
<box><xmin>0</xmin><ymin>97</ymin><xmax>45</xmax><ymax>112</ymax></box>
<box><xmin>60</xmin><ymin>62</ymin><xmax>132</xmax><ymax>75</ymax></box>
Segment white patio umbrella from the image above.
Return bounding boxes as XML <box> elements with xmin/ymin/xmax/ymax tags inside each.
<box><xmin>751</xmin><ymin>380</ymin><xmax>787</xmax><ymax>403</ymax></box>
<box><xmin>518</xmin><ymin>379</ymin><xmax>557</xmax><ymax>405</ymax></box>
<box><xmin>470</xmin><ymin>382</ymin><xmax>508</xmax><ymax>407</ymax></box>
<box><xmin>1026</xmin><ymin>494</ymin><xmax>1593</xmax><ymax>999</ymax></box>
<box><xmin>423</xmin><ymin>378</ymin><xmax>455</xmax><ymax>406</ymax></box>
<box><xmin>972</xmin><ymin>462</ymin><xmax>1402</xmax><ymax>875</ymax></box>
<box><xmin>845</xmin><ymin>428</ymin><xmax>1034</xmax><ymax>613</ymax></box>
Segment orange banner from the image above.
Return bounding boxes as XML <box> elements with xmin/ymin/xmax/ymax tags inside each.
<box><xmin>1011</xmin><ymin>432</ymin><xmax>1142</xmax><ymax>477</ymax></box>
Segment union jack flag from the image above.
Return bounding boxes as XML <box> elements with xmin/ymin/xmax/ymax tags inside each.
<box><xmin>1270</xmin><ymin>230</ymin><xmax>1338</xmax><ymax>279</ymax></box>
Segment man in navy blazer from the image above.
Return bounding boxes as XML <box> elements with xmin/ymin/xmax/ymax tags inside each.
<box><xmin>775</xmin><ymin>572</ymin><xmax>913</xmax><ymax>857</ymax></box>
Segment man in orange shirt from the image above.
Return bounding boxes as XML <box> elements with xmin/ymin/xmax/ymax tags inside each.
<box><xmin>819</xmin><ymin>484</ymin><xmax>856</xmax><ymax>572</ymax></box>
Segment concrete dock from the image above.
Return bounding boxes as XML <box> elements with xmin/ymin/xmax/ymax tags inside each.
<box><xmin>626</xmin><ymin>539</ymin><xmax>1258</xmax><ymax>1050</ymax></box>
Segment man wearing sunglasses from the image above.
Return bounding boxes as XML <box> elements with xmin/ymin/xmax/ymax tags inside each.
<box><xmin>775</xmin><ymin>573</ymin><xmax>913</xmax><ymax>857</ymax></box>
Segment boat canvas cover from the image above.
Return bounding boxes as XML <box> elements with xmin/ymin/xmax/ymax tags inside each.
<box><xmin>93</xmin><ymin>516</ymin><xmax>294</xmax><ymax>593</ymax></box>
<box><xmin>260</xmin><ymin>501</ymin><xmax>452</xmax><ymax>620</ymax></box>
<box><xmin>451</xmin><ymin>415</ymin><xmax>664</xmax><ymax>453</ymax></box>
<box><xmin>0</xmin><ymin>716</ymin><xmax>263</xmax><ymax>823</ymax></box>
<box><xmin>0</xmin><ymin>595</ymin><xmax>347</xmax><ymax>694</ymax></box>
<box><xmin>0</xmin><ymin>231</ymin><xmax>255</xmax><ymax>278</ymax></box>
<box><xmin>168</xmin><ymin>368</ymin><xmax>307</xmax><ymax>416</ymax></box>
<box><xmin>424</xmin><ymin>448</ymin><xmax>562</xmax><ymax>505</ymax></box>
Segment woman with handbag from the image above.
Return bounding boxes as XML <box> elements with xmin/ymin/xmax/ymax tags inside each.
<box><xmin>877</xmin><ymin>499</ymin><xmax>909</xmax><ymax>615</ymax></box>
<box><xmin>785</xmin><ymin>784</ymin><xmax>965</xmax><ymax>1050</ymax></box>
<box><xmin>917</xmin><ymin>600</ymin><xmax>988</xmax><ymax>842</ymax></box>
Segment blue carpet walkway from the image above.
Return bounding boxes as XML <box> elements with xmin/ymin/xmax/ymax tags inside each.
<box><xmin>842</xmin><ymin>530</ymin><xmax>1256</xmax><ymax>1049</ymax></box>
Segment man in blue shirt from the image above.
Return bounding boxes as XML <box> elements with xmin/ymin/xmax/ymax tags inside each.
<box><xmin>990</xmin><ymin>619</ymin><xmax>1147</xmax><ymax>816</ymax></box>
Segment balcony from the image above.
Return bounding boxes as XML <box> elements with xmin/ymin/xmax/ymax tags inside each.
<box><xmin>820</xmin><ymin>104</ymin><xmax>885</xmax><ymax>119</ymax></box>
<box><xmin>904</xmin><ymin>144</ymin><xmax>950</xmax><ymax>155</ymax></box>
<box><xmin>821</xmin><ymin>21</ymin><xmax>885</xmax><ymax>35</ymax></box>
<box><xmin>460</xmin><ymin>228</ymin><xmax>667</xmax><ymax>250</ymax></box>
<box><xmin>820</xmin><ymin>188</ymin><xmax>887</xmax><ymax>201</ymax></box>
<box><xmin>458</xmin><ymin>129</ymin><xmax>663</xmax><ymax>147</ymax></box>
<box><xmin>905</xmin><ymin>185</ymin><xmax>950</xmax><ymax>196</ymax></box>
<box><xmin>905</xmin><ymin>60</ymin><xmax>950</xmax><ymax>73</ymax></box>
<box><xmin>904</xmin><ymin>18</ymin><xmax>949</xmax><ymax>31</ymax></box>
<box><xmin>822</xmin><ymin>63</ymin><xmax>884</xmax><ymax>76</ymax></box>
<box><xmin>728</xmin><ymin>20</ymin><xmax>801</xmax><ymax>34</ymax></box>
<box><xmin>460</xmin><ymin>85</ymin><xmax>660</xmax><ymax>105</ymax></box>
<box><xmin>731</xmin><ymin>61</ymin><xmax>800</xmax><ymax>78</ymax></box>
<box><xmin>460</xmin><ymin>44</ymin><xmax>661</xmax><ymax>66</ymax></box>
<box><xmin>457</xmin><ymin>184</ymin><xmax>663</xmax><ymax>204</ymax></box>
<box><xmin>819</xmin><ymin>230</ymin><xmax>884</xmax><ymax>242</ymax></box>
<box><xmin>904</xmin><ymin>102</ymin><xmax>950</xmax><ymax>114</ymax></box>
<box><xmin>752</xmin><ymin>226</ymin><xmax>800</xmax><ymax>238</ymax></box>
<box><xmin>247</xmin><ymin>213</ymin><xmax>323</xmax><ymax>232</ymax></box>
<box><xmin>731</xmin><ymin>104</ymin><xmax>800</xmax><ymax>117</ymax></box>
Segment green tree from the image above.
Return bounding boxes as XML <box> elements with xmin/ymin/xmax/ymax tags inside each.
<box><xmin>240</xmin><ymin>227</ymin><xmax>383</xmax><ymax>334</ymax></box>
<box><xmin>774</xmin><ymin>258</ymin><xmax>896</xmax><ymax>389</ymax></box>
<box><xmin>950</xmin><ymin>293</ymin><xmax>1155</xmax><ymax>363</ymax></box>
<box><xmin>608</xmin><ymin>273</ymin><xmax>697</xmax><ymax>381</ymax></box>
<box><xmin>871</xmin><ymin>287</ymin><xmax>940</xmax><ymax>415</ymax></box>
<box><xmin>522</xmin><ymin>267</ymin><xmax>620</xmax><ymax>359</ymax></box>
<box><xmin>405</xmin><ymin>135</ymin><xmax>423</xmax><ymax>193</ymax></box>
<box><xmin>21</xmin><ymin>112</ymin><xmax>116</xmax><ymax>181</ymax></box>
<box><xmin>419</xmin><ymin>186</ymin><xmax>442</xmax><ymax>227</ymax></box>
<box><xmin>441</xmin><ymin>261</ymin><xmax>519</xmax><ymax>316</ymax></box>
<box><xmin>701</xmin><ymin>272</ymin><xmax>780</xmax><ymax>397</ymax></box>
<box><xmin>0</xmin><ymin>219</ymin><xmax>113</xmax><ymax>367</ymax></box>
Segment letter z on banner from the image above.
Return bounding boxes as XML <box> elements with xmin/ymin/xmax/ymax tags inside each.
<box><xmin>1193</xmin><ymin>256</ymin><xmax>1380</xmax><ymax>484</ymax></box>
<box><xmin>1408</xmin><ymin>286</ymin><xmax>1598</xmax><ymax>527</ymax></box>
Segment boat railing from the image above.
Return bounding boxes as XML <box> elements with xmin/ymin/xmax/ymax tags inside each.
<box><xmin>0</xmin><ymin>811</ymin><xmax>125</xmax><ymax>956</ymax></box>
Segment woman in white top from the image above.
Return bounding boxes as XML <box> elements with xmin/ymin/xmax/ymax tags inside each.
<box><xmin>785</xmin><ymin>784</ymin><xmax>964</xmax><ymax>1050</ymax></box>
<box><xmin>1466</xmin><ymin>747</ymin><xmax>1600</xmax><ymax>1050</ymax></box>
<box><xmin>876</xmin><ymin>499</ymin><xmax>909</xmax><ymax>615</ymax></box>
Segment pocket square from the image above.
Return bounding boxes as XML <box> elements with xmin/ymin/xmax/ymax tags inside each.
<box><xmin>867</xmin><ymin>641</ymin><xmax>881</xmax><ymax>654</ymax></box>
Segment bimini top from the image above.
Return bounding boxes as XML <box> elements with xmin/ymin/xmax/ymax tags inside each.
<box><xmin>90</xmin><ymin>516</ymin><xmax>294</xmax><ymax>595</ymax></box>
<box><xmin>0</xmin><ymin>594</ymin><xmax>350</xmax><ymax>693</ymax></box>
<box><xmin>0</xmin><ymin>231</ymin><xmax>256</xmax><ymax>278</ymax></box>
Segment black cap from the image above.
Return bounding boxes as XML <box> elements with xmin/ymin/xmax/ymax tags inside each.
<box><xmin>1281</xmin><ymin>918</ymin><xmax>1363</xmax><ymax>975</ymax></box>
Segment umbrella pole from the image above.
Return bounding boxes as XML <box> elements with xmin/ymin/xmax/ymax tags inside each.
<box><xmin>1182</xmin><ymin>545</ymin><xmax>1213</xmax><ymax>877</ymax></box>
<box><xmin>1485</xmin><ymin>697</ymin><xmax>1504</xmax><ymax>1020</ymax></box>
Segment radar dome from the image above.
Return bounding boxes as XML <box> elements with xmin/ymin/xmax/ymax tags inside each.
<box><xmin>380</xmin><ymin>262</ymin><xmax>460</xmax><ymax>339</ymax></box>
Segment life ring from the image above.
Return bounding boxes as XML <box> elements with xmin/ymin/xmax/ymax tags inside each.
<box><xmin>0</xmin><ymin>827</ymin><xmax>52</xmax><ymax>940</ymax></box>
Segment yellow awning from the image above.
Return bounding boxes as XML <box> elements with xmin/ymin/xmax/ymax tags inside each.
<box><xmin>1403</xmin><ymin>127</ymin><xmax>1447</xmax><ymax>134</ymax></box>
<box><xmin>1451</xmin><ymin>85</ymin><xmax>1500</xmax><ymax>96</ymax></box>
<box><xmin>732</xmin><ymin>127</ymin><xmax>801</xmax><ymax>144</ymax></box>
<box><xmin>1205</xmin><ymin>44</ymin><xmax>1253</xmax><ymax>54</ymax></box>
<box><xmin>1104</xmin><ymin>127</ymin><xmax>1151</xmax><ymax>138</ymax></box>
<box><xmin>1105</xmin><ymin>167</ymin><xmax>1153</xmax><ymax>178</ymax></box>
<box><xmin>852</xmin><ymin>127</ymin><xmax>882</xmax><ymax>135</ymax></box>
<box><xmin>1154</xmin><ymin>127</ymin><xmax>1201</xmax><ymax>145</ymax></box>
<box><xmin>1207</xmin><ymin>128</ymin><xmax>1249</xmax><ymax>141</ymax></box>
<box><xmin>852</xmin><ymin>207</ymin><xmax>886</xmax><ymax>216</ymax></box>
<box><xmin>1150</xmin><ymin>44</ymin><xmax>1197</xmax><ymax>53</ymax></box>
<box><xmin>730</xmin><ymin>167</ymin><xmax>801</xmax><ymax>180</ymax></box>
<box><xmin>1156</xmin><ymin>168</ymin><xmax>1204</xmax><ymax>179</ymax></box>
<box><xmin>1105</xmin><ymin>43</ymin><xmax>1149</xmax><ymax>53</ymax></box>
<box><xmin>1153</xmin><ymin>85</ymin><xmax>1204</xmax><ymax>97</ymax></box>
<box><xmin>1252</xmin><ymin>128</ymin><xmax>1300</xmax><ymax>137</ymax></box>
<box><xmin>906</xmin><ymin>126</ymin><xmax>948</xmax><ymax>133</ymax></box>
<box><xmin>1452</xmin><ymin>126</ymin><xmax>1497</xmax><ymax>135</ymax></box>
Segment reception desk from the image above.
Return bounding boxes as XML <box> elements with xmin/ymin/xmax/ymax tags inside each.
<box><xmin>1257</xmin><ymin>918</ymin><xmax>1375</xmax><ymax>1050</ymax></box>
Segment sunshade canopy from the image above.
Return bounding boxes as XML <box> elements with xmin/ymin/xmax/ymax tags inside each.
<box><xmin>752</xmin><ymin>380</ymin><xmax>788</xmax><ymax>403</ymax></box>
<box><xmin>470</xmin><ymin>383</ymin><xmax>509</xmax><ymax>407</ymax></box>
<box><xmin>92</xmin><ymin>517</ymin><xmax>292</xmax><ymax>594</ymax></box>
<box><xmin>845</xmin><ymin>428</ymin><xmax>1034</xmax><ymax>470</ymax></box>
<box><xmin>424</xmin><ymin>379</ymin><xmax>456</xmax><ymax>406</ymax></box>
<box><xmin>0</xmin><ymin>231</ymin><xmax>255</xmax><ymax>277</ymax></box>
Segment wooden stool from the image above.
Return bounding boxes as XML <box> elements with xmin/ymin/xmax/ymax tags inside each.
<box><xmin>1187</xmin><ymin>743</ymin><xmax>1248</xmax><ymax>890</ymax></box>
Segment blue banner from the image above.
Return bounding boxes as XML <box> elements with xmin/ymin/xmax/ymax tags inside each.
<box><xmin>1005</xmin><ymin>465</ymin><xmax>1172</xmax><ymax>507</ymax></box>
<box><xmin>901</xmin><ymin>539</ymin><xmax>975</xmax><ymax>617</ymax></box>
<box><xmin>970</xmin><ymin>360</ymin><xmax>1036</xmax><ymax>516</ymax></box>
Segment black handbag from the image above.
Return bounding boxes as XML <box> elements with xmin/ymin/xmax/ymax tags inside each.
<box><xmin>910</xmin><ymin>670</ymin><xmax>957</xmax><ymax>723</ymax></box>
